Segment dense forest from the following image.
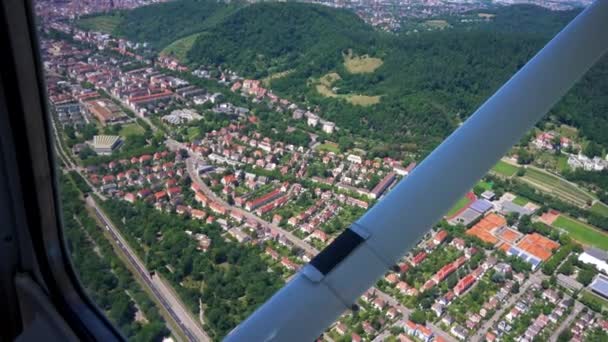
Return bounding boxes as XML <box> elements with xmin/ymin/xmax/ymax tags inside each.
<box><xmin>99</xmin><ymin>199</ymin><xmax>283</xmax><ymax>339</ymax></box>
<box><xmin>82</xmin><ymin>1</ymin><xmax>608</xmax><ymax>156</ymax></box>
<box><xmin>60</xmin><ymin>175</ymin><xmax>169</xmax><ymax>341</ymax></box>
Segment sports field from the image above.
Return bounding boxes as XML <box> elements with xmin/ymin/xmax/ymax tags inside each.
<box><xmin>492</xmin><ymin>160</ymin><xmax>518</xmax><ymax>177</ymax></box>
<box><xmin>521</xmin><ymin>167</ymin><xmax>595</xmax><ymax>207</ymax></box>
<box><xmin>553</xmin><ymin>215</ymin><xmax>608</xmax><ymax>250</ymax></box>
<box><xmin>119</xmin><ymin>123</ymin><xmax>145</xmax><ymax>137</ymax></box>
<box><xmin>446</xmin><ymin>195</ymin><xmax>472</xmax><ymax>218</ymax></box>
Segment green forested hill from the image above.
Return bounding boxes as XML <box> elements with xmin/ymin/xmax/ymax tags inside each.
<box><xmin>187</xmin><ymin>2</ymin><xmax>380</xmax><ymax>76</ymax></box>
<box><xmin>78</xmin><ymin>1</ymin><xmax>608</xmax><ymax>154</ymax></box>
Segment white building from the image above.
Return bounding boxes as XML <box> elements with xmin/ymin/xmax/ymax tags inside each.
<box><xmin>567</xmin><ymin>152</ymin><xmax>607</xmax><ymax>171</ymax></box>
<box><xmin>579</xmin><ymin>247</ymin><xmax>608</xmax><ymax>273</ymax></box>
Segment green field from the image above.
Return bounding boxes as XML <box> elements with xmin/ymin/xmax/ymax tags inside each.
<box><xmin>446</xmin><ymin>196</ymin><xmax>471</xmax><ymax>217</ymax></box>
<box><xmin>77</xmin><ymin>15</ymin><xmax>122</xmax><ymax>33</ymax></box>
<box><xmin>512</xmin><ymin>196</ymin><xmax>529</xmax><ymax>206</ymax></box>
<box><xmin>343</xmin><ymin>52</ymin><xmax>383</xmax><ymax>74</ymax></box>
<box><xmin>591</xmin><ymin>202</ymin><xmax>608</xmax><ymax>217</ymax></box>
<box><xmin>315</xmin><ymin>142</ymin><xmax>340</xmax><ymax>154</ymax></box>
<box><xmin>476</xmin><ymin>180</ymin><xmax>493</xmax><ymax>191</ymax></box>
<box><xmin>186</xmin><ymin>127</ymin><xmax>201</xmax><ymax>141</ymax></box>
<box><xmin>119</xmin><ymin>123</ymin><xmax>145</xmax><ymax>137</ymax></box>
<box><xmin>314</xmin><ymin>72</ymin><xmax>381</xmax><ymax>107</ymax></box>
<box><xmin>522</xmin><ymin>167</ymin><xmax>595</xmax><ymax>207</ymax></box>
<box><xmin>160</xmin><ymin>33</ymin><xmax>202</xmax><ymax>62</ymax></box>
<box><xmin>492</xmin><ymin>160</ymin><xmax>518</xmax><ymax>177</ymax></box>
<box><xmin>553</xmin><ymin>215</ymin><xmax>608</xmax><ymax>250</ymax></box>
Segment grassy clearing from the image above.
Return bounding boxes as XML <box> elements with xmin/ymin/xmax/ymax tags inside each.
<box><xmin>553</xmin><ymin>215</ymin><xmax>608</xmax><ymax>250</ymax></box>
<box><xmin>478</xmin><ymin>13</ymin><xmax>496</xmax><ymax>19</ymax></box>
<box><xmin>522</xmin><ymin>167</ymin><xmax>595</xmax><ymax>207</ymax></box>
<box><xmin>77</xmin><ymin>15</ymin><xmax>122</xmax><ymax>33</ymax></box>
<box><xmin>591</xmin><ymin>202</ymin><xmax>608</xmax><ymax>217</ymax></box>
<box><xmin>315</xmin><ymin>142</ymin><xmax>340</xmax><ymax>154</ymax></box>
<box><xmin>343</xmin><ymin>52</ymin><xmax>383</xmax><ymax>74</ymax></box>
<box><xmin>314</xmin><ymin>72</ymin><xmax>381</xmax><ymax>106</ymax></box>
<box><xmin>476</xmin><ymin>180</ymin><xmax>493</xmax><ymax>191</ymax></box>
<box><xmin>558</xmin><ymin>124</ymin><xmax>578</xmax><ymax>139</ymax></box>
<box><xmin>581</xmin><ymin>290</ymin><xmax>608</xmax><ymax>311</ymax></box>
<box><xmin>424</xmin><ymin>19</ymin><xmax>450</xmax><ymax>29</ymax></box>
<box><xmin>446</xmin><ymin>196</ymin><xmax>471</xmax><ymax>217</ymax></box>
<box><xmin>161</xmin><ymin>33</ymin><xmax>202</xmax><ymax>62</ymax></box>
<box><xmin>512</xmin><ymin>196</ymin><xmax>529</xmax><ymax>206</ymax></box>
<box><xmin>262</xmin><ymin>70</ymin><xmax>294</xmax><ymax>86</ymax></box>
<box><xmin>186</xmin><ymin>127</ymin><xmax>201</xmax><ymax>141</ymax></box>
<box><xmin>119</xmin><ymin>123</ymin><xmax>145</xmax><ymax>137</ymax></box>
<box><xmin>347</xmin><ymin>95</ymin><xmax>381</xmax><ymax>106</ymax></box>
<box><xmin>492</xmin><ymin>160</ymin><xmax>518</xmax><ymax>177</ymax></box>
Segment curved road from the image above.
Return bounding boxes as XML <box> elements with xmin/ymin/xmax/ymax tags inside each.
<box><xmin>172</xmin><ymin>140</ymin><xmax>454</xmax><ymax>341</ymax></box>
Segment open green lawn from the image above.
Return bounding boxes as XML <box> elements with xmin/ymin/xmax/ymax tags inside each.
<box><xmin>119</xmin><ymin>123</ymin><xmax>145</xmax><ymax>137</ymax></box>
<box><xmin>186</xmin><ymin>127</ymin><xmax>201</xmax><ymax>141</ymax></box>
<box><xmin>77</xmin><ymin>15</ymin><xmax>122</xmax><ymax>33</ymax></box>
<box><xmin>591</xmin><ymin>202</ymin><xmax>608</xmax><ymax>217</ymax></box>
<box><xmin>581</xmin><ymin>290</ymin><xmax>608</xmax><ymax>311</ymax></box>
<box><xmin>522</xmin><ymin>167</ymin><xmax>595</xmax><ymax>207</ymax></box>
<box><xmin>315</xmin><ymin>142</ymin><xmax>340</xmax><ymax>154</ymax></box>
<box><xmin>492</xmin><ymin>160</ymin><xmax>518</xmax><ymax>177</ymax></box>
<box><xmin>446</xmin><ymin>196</ymin><xmax>471</xmax><ymax>217</ymax></box>
<box><xmin>553</xmin><ymin>215</ymin><xmax>608</xmax><ymax>250</ymax></box>
<box><xmin>476</xmin><ymin>180</ymin><xmax>493</xmax><ymax>191</ymax></box>
<box><xmin>512</xmin><ymin>196</ymin><xmax>529</xmax><ymax>206</ymax></box>
<box><xmin>160</xmin><ymin>33</ymin><xmax>202</xmax><ymax>62</ymax></box>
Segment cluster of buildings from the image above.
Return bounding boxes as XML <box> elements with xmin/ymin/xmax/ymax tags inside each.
<box><xmin>567</xmin><ymin>152</ymin><xmax>608</xmax><ymax>171</ymax></box>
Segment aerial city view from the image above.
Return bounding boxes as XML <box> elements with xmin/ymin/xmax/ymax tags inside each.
<box><xmin>37</xmin><ymin>0</ymin><xmax>608</xmax><ymax>341</ymax></box>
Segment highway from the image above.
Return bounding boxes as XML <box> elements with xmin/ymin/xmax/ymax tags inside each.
<box><xmin>86</xmin><ymin>197</ymin><xmax>210</xmax><ymax>342</ymax></box>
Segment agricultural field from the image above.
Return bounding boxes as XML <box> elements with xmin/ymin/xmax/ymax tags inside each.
<box><xmin>119</xmin><ymin>123</ymin><xmax>145</xmax><ymax>137</ymax></box>
<box><xmin>492</xmin><ymin>160</ymin><xmax>518</xmax><ymax>177</ymax></box>
<box><xmin>343</xmin><ymin>51</ymin><xmax>383</xmax><ymax>74</ymax></box>
<box><xmin>591</xmin><ymin>202</ymin><xmax>608</xmax><ymax>217</ymax></box>
<box><xmin>552</xmin><ymin>215</ymin><xmax>608</xmax><ymax>250</ymax></box>
<box><xmin>160</xmin><ymin>33</ymin><xmax>202</xmax><ymax>62</ymax></box>
<box><xmin>521</xmin><ymin>167</ymin><xmax>595</xmax><ymax>207</ymax></box>
<box><xmin>77</xmin><ymin>15</ymin><xmax>122</xmax><ymax>34</ymax></box>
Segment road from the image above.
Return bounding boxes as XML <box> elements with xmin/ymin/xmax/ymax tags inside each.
<box><xmin>169</xmin><ymin>139</ymin><xmax>456</xmax><ymax>341</ymax></box>
<box><xmin>471</xmin><ymin>272</ymin><xmax>545</xmax><ymax>342</ymax></box>
<box><xmin>373</xmin><ymin>291</ymin><xmax>457</xmax><ymax>342</ymax></box>
<box><xmin>86</xmin><ymin>197</ymin><xmax>210</xmax><ymax>342</ymax></box>
<box><xmin>170</xmin><ymin>138</ymin><xmax>319</xmax><ymax>256</ymax></box>
<box><xmin>549</xmin><ymin>300</ymin><xmax>583</xmax><ymax>342</ymax></box>
<box><xmin>50</xmin><ymin>117</ymin><xmax>107</xmax><ymax>200</ymax></box>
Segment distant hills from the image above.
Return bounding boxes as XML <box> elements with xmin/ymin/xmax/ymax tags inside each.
<box><xmin>78</xmin><ymin>1</ymin><xmax>608</xmax><ymax>155</ymax></box>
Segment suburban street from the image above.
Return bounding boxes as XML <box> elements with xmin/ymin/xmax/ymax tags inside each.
<box><xmin>86</xmin><ymin>197</ymin><xmax>210</xmax><ymax>342</ymax></box>
<box><xmin>549</xmin><ymin>300</ymin><xmax>584</xmax><ymax>342</ymax></box>
<box><xmin>373</xmin><ymin>291</ymin><xmax>457</xmax><ymax>342</ymax></box>
<box><xmin>173</xmin><ymin>139</ymin><xmax>455</xmax><ymax>341</ymax></box>
<box><xmin>471</xmin><ymin>272</ymin><xmax>545</xmax><ymax>342</ymax></box>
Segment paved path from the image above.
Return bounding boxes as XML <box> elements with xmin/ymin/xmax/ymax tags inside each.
<box><xmin>86</xmin><ymin>197</ymin><xmax>210</xmax><ymax>342</ymax></box>
<box><xmin>549</xmin><ymin>300</ymin><xmax>583</xmax><ymax>342</ymax></box>
<box><xmin>471</xmin><ymin>272</ymin><xmax>545</xmax><ymax>342</ymax></box>
<box><xmin>373</xmin><ymin>291</ymin><xmax>456</xmax><ymax>342</ymax></box>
